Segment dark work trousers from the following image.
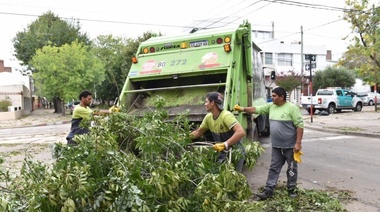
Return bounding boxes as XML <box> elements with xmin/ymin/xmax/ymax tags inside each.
<box><xmin>217</xmin><ymin>141</ymin><xmax>245</xmax><ymax>172</ymax></box>
<box><xmin>265</xmin><ymin>147</ymin><xmax>297</xmax><ymax>192</ymax></box>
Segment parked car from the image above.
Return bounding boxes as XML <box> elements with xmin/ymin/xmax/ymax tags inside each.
<box><xmin>68</xmin><ymin>101</ymin><xmax>80</xmax><ymax>115</ymax></box>
<box><xmin>355</xmin><ymin>92</ymin><xmax>380</xmax><ymax>106</ymax></box>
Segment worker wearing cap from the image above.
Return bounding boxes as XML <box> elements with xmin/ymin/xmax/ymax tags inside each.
<box><xmin>234</xmin><ymin>86</ymin><xmax>304</xmax><ymax>200</ymax></box>
<box><xmin>190</xmin><ymin>92</ymin><xmax>246</xmax><ymax>171</ymax></box>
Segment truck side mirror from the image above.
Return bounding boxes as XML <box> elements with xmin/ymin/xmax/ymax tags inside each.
<box><xmin>270</xmin><ymin>71</ymin><xmax>276</xmax><ymax>80</ymax></box>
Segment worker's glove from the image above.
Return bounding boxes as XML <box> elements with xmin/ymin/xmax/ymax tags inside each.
<box><xmin>293</xmin><ymin>151</ymin><xmax>304</xmax><ymax>163</ymax></box>
<box><xmin>109</xmin><ymin>105</ymin><xmax>120</xmax><ymax>113</ymax></box>
<box><xmin>213</xmin><ymin>142</ymin><xmax>228</xmax><ymax>152</ymax></box>
<box><xmin>234</xmin><ymin>104</ymin><xmax>244</xmax><ymax>112</ymax></box>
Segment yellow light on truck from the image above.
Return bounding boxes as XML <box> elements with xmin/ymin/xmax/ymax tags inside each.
<box><xmin>224</xmin><ymin>36</ymin><xmax>231</xmax><ymax>43</ymax></box>
<box><xmin>181</xmin><ymin>42</ymin><xmax>187</xmax><ymax>49</ymax></box>
<box><xmin>132</xmin><ymin>56</ymin><xmax>138</xmax><ymax>63</ymax></box>
<box><xmin>224</xmin><ymin>44</ymin><xmax>231</xmax><ymax>52</ymax></box>
<box><xmin>143</xmin><ymin>48</ymin><xmax>149</xmax><ymax>54</ymax></box>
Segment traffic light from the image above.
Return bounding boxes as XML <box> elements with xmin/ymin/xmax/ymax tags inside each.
<box><xmin>270</xmin><ymin>71</ymin><xmax>276</xmax><ymax>80</ymax></box>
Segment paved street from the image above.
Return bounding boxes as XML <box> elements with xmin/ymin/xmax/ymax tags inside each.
<box><xmin>0</xmin><ymin>124</ymin><xmax>69</xmax><ymax>144</ymax></box>
<box><xmin>1</xmin><ymin>106</ymin><xmax>380</xmax><ymax>211</ymax></box>
<box><xmin>245</xmin><ymin>129</ymin><xmax>380</xmax><ymax>212</ymax></box>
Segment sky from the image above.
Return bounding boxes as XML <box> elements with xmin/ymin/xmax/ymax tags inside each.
<box><xmin>0</xmin><ymin>0</ymin><xmax>358</xmax><ymax>72</ymax></box>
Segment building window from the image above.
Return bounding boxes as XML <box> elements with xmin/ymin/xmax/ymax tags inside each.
<box><xmin>265</xmin><ymin>52</ymin><xmax>273</xmax><ymax>65</ymax></box>
<box><xmin>256</xmin><ymin>31</ymin><xmax>272</xmax><ymax>39</ymax></box>
<box><xmin>277</xmin><ymin>53</ymin><xmax>292</xmax><ymax>66</ymax></box>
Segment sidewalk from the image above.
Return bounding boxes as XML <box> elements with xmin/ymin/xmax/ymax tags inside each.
<box><xmin>302</xmin><ymin>106</ymin><xmax>380</xmax><ymax>138</ymax></box>
<box><xmin>0</xmin><ymin>109</ymin><xmax>71</xmax><ymax>129</ymax></box>
<box><xmin>1</xmin><ymin>107</ymin><xmax>380</xmax><ymax>138</ymax></box>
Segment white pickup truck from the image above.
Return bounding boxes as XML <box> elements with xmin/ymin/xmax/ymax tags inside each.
<box><xmin>301</xmin><ymin>88</ymin><xmax>363</xmax><ymax>114</ymax></box>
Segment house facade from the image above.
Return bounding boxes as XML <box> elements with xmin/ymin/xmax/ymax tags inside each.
<box><xmin>0</xmin><ymin>60</ymin><xmax>33</xmax><ymax>120</ymax></box>
<box><xmin>252</xmin><ymin>29</ymin><xmax>328</xmax><ymax>105</ymax></box>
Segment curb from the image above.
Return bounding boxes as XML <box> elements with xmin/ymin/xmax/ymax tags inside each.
<box><xmin>305</xmin><ymin>123</ymin><xmax>379</xmax><ymax>138</ymax></box>
<box><xmin>0</xmin><ymin>120</ymin><xmax>71</xmax><ymax>130</ymax></box>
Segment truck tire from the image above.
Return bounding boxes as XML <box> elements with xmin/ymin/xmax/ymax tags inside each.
<box><xmin>260</xmin><ymin>126</ymin><xmax>270</xmax><ymax>137</ymax></box>
<box><xmin>354</xmin><ymin>103</ymin><xmax>362</xmax><ymax>112</ymax></box>
<box><xmin>247</xmin><ymin>121</ymin><xmax>259</xmax><ymax>142</ymax></box>
<box><xmin>327</xmin><ymin>103</ymin><xmax>335</xmax><ymax>114</ymax></box>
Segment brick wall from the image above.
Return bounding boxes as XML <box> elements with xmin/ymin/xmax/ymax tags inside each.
<box><xmin>0</xmin><ymin>60</ymin><xmax>3</xmax><ymax>72</ymax></box>
<box><xmin>0</xmin><ymin>59</ymin><xmax>12</xmax><ymax>73</ymax></box>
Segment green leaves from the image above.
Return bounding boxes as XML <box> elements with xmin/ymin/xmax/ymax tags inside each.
<box><xmin>312</xmin><ymin>67</ymin><xmax>356</xmax><ymax>91</ymax></box>
<box><xmin>92</xmin><ymin>33</ymin><xmax>156</xmax><ymax>102</ymax></box>
<box><xmin>31</xmin><ymin>41</ymin><xmax>105</xmax><ymax>101</ymax></box>
<box><xmin>12</xmin><ymin>11</ymin><xmax>90</xmax><ymax>68</ymax></box>
<box><xmin>0</xmin><ymin>97</ymin><xmax>348</xmax><ymax>211</ymax></box>
<box><xmin>274</xmin><ymin>70</ymin><xmax>303</xmax><ymax>97</ymax></box>
<box><xmin>340</xmin><ymin>0</ymin><xmax>380</xmax><ymax>88</ymax></box>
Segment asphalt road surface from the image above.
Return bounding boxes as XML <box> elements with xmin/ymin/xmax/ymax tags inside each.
<box><xmin>0</xmin><ymin>124</ymin><xmax>69</xmax><ymax>144</ymax></box>
<box><xmin>1</xmin><ymin>123</ymin><xmax>379</xmax><ymax>211</ymax></box>
<box><xmin>245</xmin><ymin>128</ymin><xmax>380</xmax><ymax>211</ymax></box>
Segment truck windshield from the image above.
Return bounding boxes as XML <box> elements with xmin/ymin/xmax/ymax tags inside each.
<box><xmin>317</xmin><ymin>90</ymin><xmax>334</xmax><ymax>95</ymax></box>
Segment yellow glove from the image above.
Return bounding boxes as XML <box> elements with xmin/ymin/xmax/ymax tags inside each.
<box><xmin>109</xmin><ymin>105</ymin><xmax>120</xmax><ymax>113</ymax></box>
<box><xmin>234</xmin><ymin>104</ymin><xmax>244</xmax><ymax>112</ymax></box>
<box><xmin>213</xmin><ymin>142</ymin><xmax>228</xmax><ymax>152</ymax></box>
<box><xmin>293</xmin><ymin>151</ymin><xmax>303</xmax><ymax>163</ymax></box>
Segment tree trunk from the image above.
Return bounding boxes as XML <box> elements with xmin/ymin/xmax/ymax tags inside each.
<box><xmin>61</xmin><ymin>101</ymin><xmax>66</xmax><ymax>116</ymax></box>
<box><xmin>56</xmin><ymin>98</ymin><xmax>63</xmax><ymax>114</ymax></box>
<box><xmin>53</xmin><ymin>97</ymin><xmax>58</xmax><ymax>113</ymax></box>
<box><xmin>53</xmin><ymin>96</ymin><xmax>63</xmax><ymax>114</ymax></box>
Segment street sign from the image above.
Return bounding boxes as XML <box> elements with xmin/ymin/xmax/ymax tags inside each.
<box><xmin>305</xmin><ymin>63</ymin><xmax>316</xmax><ymax>71</ymax></box>
<box><xmin>305</xmin><ymin>54</ymin><xmax>316</xmax><ymax>62</ymax></box>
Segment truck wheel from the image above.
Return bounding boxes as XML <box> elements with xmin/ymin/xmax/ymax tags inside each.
<box><xmin>247</xmin><ymin>121</ymin><xmax>259</xmax><ymax>142</ymax></box>
<box><xmin>369</xmin><ymin>100</ymin><xmax>374</xmax><ymax>106</ymax></box>
<box><xmin>354</xmin><ymin>103</ymin><xmax>362</xmax><ymax>112</ymax></box>
<box><xmin>260</xmin><ymin>126</ymin><xmax>270</xmax><ymax>137</ymax></box>
<box><xmin>327</xmin><ymin>104</ymin><xmax>335</xmax><ymax>114</ymax></box>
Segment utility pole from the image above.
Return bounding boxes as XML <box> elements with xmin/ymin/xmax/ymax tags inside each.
<box><xmin>309</xmin><ymin>55</ymin><xmax>313</xmax><ymax>123</ymax></box>
<box><xmin>301</xmin><ymin>26</ymin><xmax>304</xmax><ymax>96</ymax></box>
<box><xmin>375</xmin><ymin>71</ymin><xmax>378</xmax><ymax>112</ymax></box>
<box><xmin>305</xmin><ymin>54</ymin><xmax>316</xmax><ymax>123</ymax></box>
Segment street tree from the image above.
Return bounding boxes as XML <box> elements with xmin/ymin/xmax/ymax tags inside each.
<box><xmin>312</xmin><ymin>67</ymin><xmax>356</xmax><ymax>92</ymax></box>
<box><xmin>30</xmin><ymin>41</ymin><xmax>105</xmax><ymax>115</ymax></box>
<box><xmin>274</xmin><ymin>70</ymin><xmax>303</xmax><ymax>98</ymax></box>
<box><xmin>339</xmin><ymin>0</ymin><xmax>380</xmax><ymax>109</ymax></box>
<box><xmin>12</xmin><ymin>11</ymin><xmax>90</xmax><ymax>68</ymax></box>
<box><xmin>92</xmin><ymin>32</ymin><xmax>156</xmax><ymax>104</ymax></box>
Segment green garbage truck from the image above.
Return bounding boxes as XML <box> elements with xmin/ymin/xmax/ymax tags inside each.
<box><xmin>118</xmin><ymin>20</ymin><xmax>270</xmax><ymax>141</ymax></box>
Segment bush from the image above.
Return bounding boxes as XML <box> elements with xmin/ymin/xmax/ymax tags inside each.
<box><xmin>0</xmin><ymin>97</ymin><xmax>349</xmax><ymax>211</ymax></box>
<box><xmin>0</xmin><ymin>100</ymin><xmax>12</xmax><ymax>112</ymax></box>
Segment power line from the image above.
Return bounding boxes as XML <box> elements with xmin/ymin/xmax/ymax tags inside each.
<box><xmin>198</xmin><ymin>0</ymin><xmax>263</xmax><ymax>29</ymax></box>
<box><xmin>208</xmin><ymin>0</ymin><xmax>253</xmax><ymax>19</ymax></box>
<box><xmin>220</xmin><ymin>1</ymin><xmax>273</xmax><ymax>27</ymax></box>
<box><xmin>0</xmin><ymin>9</ymin><xmax>348</xmax><ymax>43</ymax></box>
<box><xmin>257</xmin><ymin>18</ymin><xmax>344</xmax><ymax>45</ymax></box>
<box><xmin>262</xmin><ymin>0</ymin><xmax>367</xmax><ymax>13</ymax></box>
<box><xmin>185</xmin><ymin>0</ymin><xmax>248</xmax><ymax>30</ymax></box>
<box><xmin>0</xmin><ymin>11</ymin><xmax>189</xmax><ymax>29</ymax></box>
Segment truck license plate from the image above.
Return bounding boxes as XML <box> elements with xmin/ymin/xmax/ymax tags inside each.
<box><xmin>190</xmin><ymin>40</ymin><xmax>208</xmax><ymax>47</ymax></box>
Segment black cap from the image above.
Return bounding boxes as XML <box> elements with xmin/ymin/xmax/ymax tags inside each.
<box><xmin>207</xmin><ymin>92</ymin><xmax>224</xmax><ymax>110</ymax></box>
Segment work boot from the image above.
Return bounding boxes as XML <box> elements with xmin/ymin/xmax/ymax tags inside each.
<box><xmin>288</xmin><ymin>188</ymin><xmax>297</xmax><ymax>198</ymax></box>
<box><xmin>256</xmin><ymin>189</ymin><xmax>273</xmax><ymax>200</ymax></box>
